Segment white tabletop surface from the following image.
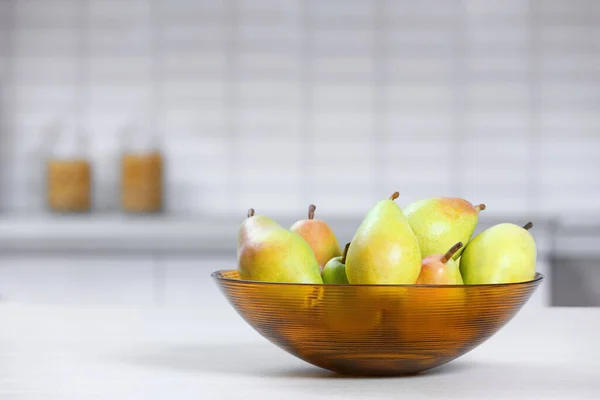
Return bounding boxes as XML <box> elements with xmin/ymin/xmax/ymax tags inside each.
<box><xmin>1</xmin><ymin>302</ymin><xmax>598</xmax><ymax>400</ymax></box>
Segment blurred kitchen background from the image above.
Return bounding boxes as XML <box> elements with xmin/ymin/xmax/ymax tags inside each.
<box><xmin>0</xmin><ymin>0</ymin><xmax>598</xmax><ymax>307</ymax></box>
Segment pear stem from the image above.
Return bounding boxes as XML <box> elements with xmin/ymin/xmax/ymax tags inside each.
<box><xmin>390</xmin><ymin>192</ymin><xmax>400</xmax><ymax>201</ymax></box>
<box><xmin>441</xmin><ymin>242</ymin><xmax>463</xmax><ymax>264</ymax></box>
<box><xmin>308</xmin><ymin>204</ymin><xmax>316</xmax><ymax>220</ymax></box>
<box><xmin>247</xmin><ymin>209</ymin><xmax>255</xmax><ymax>218</ymax></box>
<box><xmin>523</xmin><ymin>222</ymin><xmax>533</xmax><ymax>230</ymax></box>
<box><xmin>475</xmin><ymin>204</ymin><xmax>486</xmax><ymax>213</ymax></box>
<box><xmin>341</xmin><ymin>242</ymin><xmax>351</xmax><ymax>264</ymax></box>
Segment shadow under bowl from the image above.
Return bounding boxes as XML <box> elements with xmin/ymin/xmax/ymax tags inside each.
<box><xmin>212</xmin><ymin>270</ymin><xmax>543</xmax><ymax>377</ymax></box>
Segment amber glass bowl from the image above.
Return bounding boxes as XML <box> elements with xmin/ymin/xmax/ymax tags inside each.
<box><xmin>212</xmin><ymin>270</ymin><xmax>543</xmax><ymax>376</ymax></box>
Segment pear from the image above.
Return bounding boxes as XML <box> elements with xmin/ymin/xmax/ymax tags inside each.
<box><xmin>346</xmin><ymin>192</ymin><xmax>422</xmax><ymax>284</ymax></box>
<box><xmin>460</xmin><ymin>222</ymin><xmax>537</xmax><ymax>284</ymax></box>
<box><xmin>290</xmin><ymin>204</ymin><xmax>342</xmax><ymax>272</ymax></box>
<box><xmin>404</xmin><ymin>197</ymin><xmax>486</xmax><ymax>260</ymax></box>
<box><xmin>304</xmin><ymin>284</ymin><xmax>384</xmax><ymax>338</ymax></box>
<box><xmin>417</xmin><ymin>242</ymin><xmax>464</xmax><ymax>285</ymax></box>
<box><xmin>322</xmin><ymin>243</ymin><xmax>350</xmax><ymax>284</ymax></box>
<box><xmin>237</xmin><ymin>209</ymin><xmax>322</xmax><ymax>284</ymax></box>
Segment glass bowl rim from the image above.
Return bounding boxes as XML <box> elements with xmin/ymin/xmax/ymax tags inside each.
<box><xmin>211</xmin><ymin>270</ymin><xmax>544</xmax><ymax>288</ymax></box>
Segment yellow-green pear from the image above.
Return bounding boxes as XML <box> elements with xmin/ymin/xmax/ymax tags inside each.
<box><xmin>237</xmin><ymin>209</ymin><xmax>322</xmax><ymax>284</ymax></box>
<box><xmin>404</xmin><ymin>197</ymin><xmax>486</xmax><ymax>260</ymax></box>
<box><xmin>460</xmin><ymin>222</ymin><xmax>537</xmax><ymax>284</ymax></box>
<box><xmin>345</xmin><ymin>192</ymin><xmax>422</xmax><ymax>284</ymax></box>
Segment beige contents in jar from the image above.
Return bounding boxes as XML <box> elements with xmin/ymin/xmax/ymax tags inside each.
<box><xmin>46</xmin><ymin>159</ymin><xmax>92</xmax><ymax>212</ymax></box>
<box><xmin>121</xmin><ymin>151</ymin><xmax>163</xmax><ymax>213</ymax></box>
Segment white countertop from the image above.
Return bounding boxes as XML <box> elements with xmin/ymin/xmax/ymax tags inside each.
<box><xmin>1</xmin><ymin>302</ymin><xmax>598</xmax><ymax>399</ymax></box>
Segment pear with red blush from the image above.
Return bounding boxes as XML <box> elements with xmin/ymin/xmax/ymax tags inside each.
<box><xmin>290</xmin><ymin>204</ymin><xmax>342</xmax><ymax>272</ymax></box>
<box><xmin>417</xmin><ymin>242</ymin><xmax>464</xmax><ymax>285</ymax></box>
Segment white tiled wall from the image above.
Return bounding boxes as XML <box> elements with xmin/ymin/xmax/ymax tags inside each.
<box><xmin>0</xmin><ymin>254</ymin><xmax>239</xmax><ymax>307</ymax></box>
<box><xmin>0</xmin><ymin>254</ymin><xmax>551</xmax><ymax>308</ymax></box>
<box><xmin>1</xmin><ymin>0</ymin><xmax>599</xmax><ymax>217</ymax></box>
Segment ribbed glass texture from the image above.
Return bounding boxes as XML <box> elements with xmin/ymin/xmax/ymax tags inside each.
<box><xmin>212</xmin><ymin>270</ymin><xmax>543</xmax><ymax>376</ymax></box>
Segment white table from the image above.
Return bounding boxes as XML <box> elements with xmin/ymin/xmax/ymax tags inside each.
<box><xmin>0</xmin><ymin>302</ymin><xmax>598</xmax><ymax>399</ymax></box>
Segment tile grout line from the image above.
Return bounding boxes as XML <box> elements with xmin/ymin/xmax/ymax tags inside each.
<box><xmin>372</xmin><ymin>0</ymin><xmax>388</xmax><ymax>199</ymax></box>
<box><xmin>225</xmin><ymin>0</ymin><xmax>240</xmax><ymax>213</ymax></box>
<box><xmin>299</xmin><ymin>0</ymin><xmax>314</xmax><ymax>206</ymax></box>
<box><xmin>77</xmin><ymin>0</ymin><xmax>91</xmax><ymax>181</ymax></box>
<box><xmin>75</xmin><ymin>0</ymin><xmax>88</xmax><ymax>137</ymax></box>
<box><xmin>527</xmin><ymin>0</ymin><xmax>542</xmax><ymax>215</ymax></box>
<box><xmin>2</xmin><ymin>0</ymin><xmax>16</xmax><ymax>212</ymax></box>
<box><xmin>149</xmin><ymin>0</ymin><xmax>163</xmax><ymax>150</ymax></box>
<box><xmin>149</xmin><ymin>0</ymin><xmax>165</xmax><ymax>211</ymax></box>
<box><xmin>150</xmin><ymin>1</ymin><xmax>167</xmax><ymax>300</ymax></box>
<box><xmin>451</xmin><ymin>0</ymin><xmax>467</xmax><ymax>197</ymax></box>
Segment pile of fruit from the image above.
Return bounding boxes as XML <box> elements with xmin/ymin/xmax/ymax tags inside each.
<box><xmin>236</xmin><ymin>192</ymin><xmax>537</xmax><ymax>285</ymax></box>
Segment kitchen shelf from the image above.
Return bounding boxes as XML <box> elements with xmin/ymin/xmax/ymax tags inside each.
<box><xmin>0</xmin><ymin>214</ymin><xmax>240</xmax><ymax>253</ymax></box>
<box><xmin>0</xmin><ymin>212</ymin><xmax>562</xmax><ymax>255</ymax></box>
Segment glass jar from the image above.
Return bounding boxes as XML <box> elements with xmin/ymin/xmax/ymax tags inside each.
<box><xmin>44</xmin><ymin>122</ymin><xmax>92</xmax><ymax>213</ymax></box>
<box><xmin>119</xmin><ymin>122</ymin><xmax>163</xmax><ymax>213</ymax></box>
<box><xmin>120</xmin><ymin>150</ymin><xmax>163</xmax><ymax>213</ymax></box>
<box><xmin>47</xmin><ymin>159</ymin><xmax>91</xmax><ymax>212</ymax></box>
